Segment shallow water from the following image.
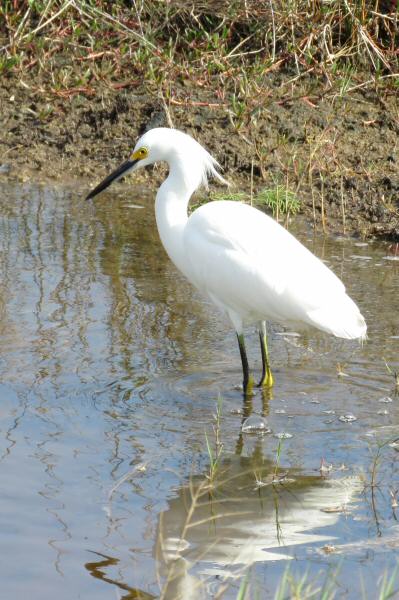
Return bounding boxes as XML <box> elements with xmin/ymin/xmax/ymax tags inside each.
<box><xmin>0</xmin><ymin>182</ymin><xmax>398</xmax><ymax>599</ymax></box>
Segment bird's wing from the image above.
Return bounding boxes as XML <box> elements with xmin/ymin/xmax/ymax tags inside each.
<box><xmin>183</xmin><ymin>201</ymin><xmax>362</xmax><ymax>335</ymax></box>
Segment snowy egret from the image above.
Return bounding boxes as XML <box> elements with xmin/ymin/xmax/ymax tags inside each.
<box><xmin>87</xmin><ymin>128</ymin><xmax>366</xmax><ymax>393</ymax></box>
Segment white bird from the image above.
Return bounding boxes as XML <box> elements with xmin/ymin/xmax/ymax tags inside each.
<box><xmin>87</xmin><ymin>128</ymin><xmax>366</xmax><ymax>393</ymax></box>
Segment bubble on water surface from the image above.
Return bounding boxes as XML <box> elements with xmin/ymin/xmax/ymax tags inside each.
<box><xmin>241</xmin><ymin>416</ymin><xmax>271</xmax><ymax>434</ymax></box>
<box><xmin>339</xmin><ymin>414</ymin><xmax>357</xmax><ymax>423</ymax></box>
<box><xmin>379</xmin><ymin>396</ymin><xmax>393</xmax><ymax>403</ymax></box>
<box><xmin>274</xmin><ymin>432</ymin><xmax>293</xmax><ymax>439</ymax></box>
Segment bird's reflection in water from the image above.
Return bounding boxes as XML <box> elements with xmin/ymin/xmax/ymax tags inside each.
<box><xmin>155</xmin><ymin>450</ymin><xmax>361</xmax><ymax>600</ymax></box>
<box><xmin>235</xmin><ymin>386</ymin><xmax>272</xmax><ymax>454</ymax></box>
<box><xmin>84</xmin><ymin>399</ymin><xmax>360</xmax><ymax>600</ymax></box>
<box><xmin>84</xmin><ymin>453</ymin><xmax>361</xmax><ymax>599</ymax></box>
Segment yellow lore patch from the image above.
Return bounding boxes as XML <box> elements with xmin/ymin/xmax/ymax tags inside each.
<box><xmin>131</xmin><ymin>147</ymin><xmax>149</xmax><ymax>161</ymax></box>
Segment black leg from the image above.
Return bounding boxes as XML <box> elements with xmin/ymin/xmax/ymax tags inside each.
<box><xmin>237</xmin><ymin>333</ymin><xmax>251</xmax><ymax>393</ymax></box>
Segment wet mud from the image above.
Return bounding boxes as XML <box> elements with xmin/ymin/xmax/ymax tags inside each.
<box><xmin>0</xmin><ymin>74</ymin><xmax>398</xmax><ymax>240</ymax></box>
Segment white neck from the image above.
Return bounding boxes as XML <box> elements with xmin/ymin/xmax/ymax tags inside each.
<box><xmin>155</xmin><ymin>164</ymin><xmax>195</xmax><ymax>277</ymax></box>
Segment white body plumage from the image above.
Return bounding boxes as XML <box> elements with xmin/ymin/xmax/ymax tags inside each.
<box><xmin>150</xmin><ymin>129</ymin><xmax>366</xmax><ymax>340</ymax></box>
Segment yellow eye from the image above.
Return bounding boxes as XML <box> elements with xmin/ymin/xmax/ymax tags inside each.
<box><xmin>132</xmin><ymin>147</ymin><xmax>148</xmax><ymax>161</ymax></box>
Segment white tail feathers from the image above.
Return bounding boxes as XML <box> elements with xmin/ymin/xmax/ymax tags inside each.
<box><xmin>307</xmin><ymin>295</ymin><xmax>367</xmax><ymax>341</ymax></box>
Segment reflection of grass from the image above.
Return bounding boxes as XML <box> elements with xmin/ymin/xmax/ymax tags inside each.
<box><xmin>383</xmin><ymin>358</ymin><xmax>399</xmax><ymax>394</ymax></box>
<box><xmin>273</xmin><ymin>437</ymin><xmax>284</xmax><ymax>481</ymax></box>
<box><xmin>367</xmin><ymin>432</ymin><xmax>399</xmax><ymax>539</ymax></box>
<box><xmin>205</xmin><ymin>393</ymin><xmax>223</xmax><ymax>487</ymax></box>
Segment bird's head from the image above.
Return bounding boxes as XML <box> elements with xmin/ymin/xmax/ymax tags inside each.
<box><xmin>86</xmin><ymin>128</ymin><xmax>228</xmax><ymax>200</ymax></box>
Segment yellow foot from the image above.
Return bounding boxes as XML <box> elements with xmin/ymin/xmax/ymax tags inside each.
<box><xmin>259</xmin><ymin>368</ymin><xmax>274</xmax><ymax>388</ymax></box>
<box><xmin>244</xmin><ymin>374</ymin><xmax>255</xmax><ymax>396</ymax></box>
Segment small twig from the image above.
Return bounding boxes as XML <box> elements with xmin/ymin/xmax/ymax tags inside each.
<box><xmin>340</xmin><ymin>176</ymin><xmax>346</xmax><ymax>234</ymax></box>
<box><xmin>250</xmin><ymin>159</ymin><xmax>254</xmax><ymax>206</ymax></box>
<box><xmin>159</xmin><ymin>90</ymin><xmax>174</xmax><ymax>129</ymax></box>
<box><xmin>169</xmin><ymin>99</ymin><xmax>227</xmax><ymax>108</ymax></box>
<box><xmin>345</xmin><ymin>73</ymin><xmax>399</xmax><ymax>94</ymax></box>
<box><xmin>111</xmin><ymin>80</ymin><xmax>140</xmax><ymax>90</ymax></box>
<box><xmin>320</xmin><ymin>174</ymin><xmax>327</xmax><ymax>234</ymax></box>
<box><xmin>269</xmin><ymin>0</ymin><xmax>276</xmax><ymax>63</ymax></box>
<box><xmin>225</xmin><ymin>34</ymin><xmax>254</xmax><ymax>59</ymax></box>
<box><xmin>50</xmin><ymin>85</ymin><xmax>96</xmax><ymax>97</ymax></box>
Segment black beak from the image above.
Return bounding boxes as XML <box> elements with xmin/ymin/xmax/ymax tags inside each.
<box><xmin>86</xmin><ymin>159</ymin><xmax>138</xmax><ymax>200</ymax></box>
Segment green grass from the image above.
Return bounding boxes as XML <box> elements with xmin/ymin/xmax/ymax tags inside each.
<box><xmin>0</xmin><ymin>0</ymin><xmax>398</xmax><ymax>100</ymax></box>
<box><xmin>204</xmin><ymin>393</ymin><xmax>224</xmax><ymax>487</ymax></box>
<box><xmin>378</xmin><ymin>564</ymin><xmax>399</xmax><ymax>600</ymax></box>
<box><xmin>208</xmin><ymin>184</ymin><xmax>301</xmax><ymax>221</ymax></box>
<box><xmin>270</xmin><ymin>564</ymin><xmax>399</xmax><ymax>600</ymax></box>
<box><xmin>383</xmin><ymin>358</ymin><xmax>399</xmax><ymax>393</ymax></box>
<box><xmin>255</xmin><ymin>185</ymin><xmax>301</xmax><ymax>219</ymax></box>
<box><xmin>210</xmin><ymin>190</ymin><xmax>247</xmax><ymax>202</ymax></box>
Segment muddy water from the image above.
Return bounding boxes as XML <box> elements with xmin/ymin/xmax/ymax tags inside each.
<box><xmin>0</xmin><ymin>182</ymin><xmax>398</xmax><ymax>599</ymax></box>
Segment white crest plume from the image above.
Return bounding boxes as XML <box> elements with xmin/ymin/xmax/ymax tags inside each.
<box><xmin>138</xmin><ymin>128</ymin><xmax>229</xmax><ymax>192</ymax></box>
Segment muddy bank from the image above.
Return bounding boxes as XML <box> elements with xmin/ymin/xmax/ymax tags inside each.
<box><xmin>0</xmin><ymin>75</ymin><xmax>398</xmax><ymax>240</ymax></box>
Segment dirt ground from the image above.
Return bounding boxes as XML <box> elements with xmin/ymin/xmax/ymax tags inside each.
<box><xmin>0</xmin><ymin>73</ymin><xmax>398</xmax><ymax>240</ymax></box>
